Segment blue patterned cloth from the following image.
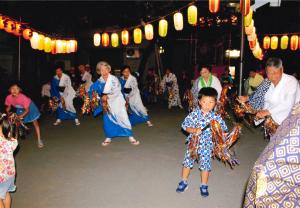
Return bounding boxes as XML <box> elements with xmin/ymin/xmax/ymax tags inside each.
<box><xmin>16</xmin><ymin>102</ymin><xmax>40</xmax><ymax>123</ymax></box>
<box><xmin>181</xmin><ymin>107</ymin><xmax>228</xmax><ymax>171</ymax></box>
<box><xmin>249</xmin><ymin>79</ymin><xmax>271</xmax><ymax>110</ymax></box>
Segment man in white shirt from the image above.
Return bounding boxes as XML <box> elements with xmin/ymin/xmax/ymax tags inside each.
<box><xmin>78</xmin><ymin>64</ymin><xmax>93</xmax><ymax>92</ymax></box>
<box><xmin>40</xmin><ymin>81</ymin><xmax>51</xmax><ymax>112</ymax></box>
<box><xmin>239</xmin><ymin>57</ymin><xmax>300</xmax><ymax>125</ymax></box>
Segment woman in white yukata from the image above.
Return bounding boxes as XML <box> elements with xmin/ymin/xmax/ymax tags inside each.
<box><xmin>160</xmin><ymin>68</ymin><xmax>183</xmax><ymax>109</ymax></box>
<box><xmin>191</xmin><ymin>65</ymin><xmax>222</xmax><ymax>108</ymax></box>
<box><xmin>51</xmin><ymin>67</ymin><xmax>80</xmax><ymax>126</ymax></box>
<box><xmin>89</xmin><ymin>61</ymin><xmax>140</xmax><ymax>146</ymax></box>
<box><xmin>119</xmin><ymin>66</ymin><xmax>153</xmax><ymax>127</ymax></box>
<box><xmin>78</xmin><ymin>64</ymin><xmax>93</xmax><ymax>93</ymax></box>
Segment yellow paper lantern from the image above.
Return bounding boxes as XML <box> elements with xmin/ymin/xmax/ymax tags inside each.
<box><xmin>247</xmin><ymin>30</ymin><xmax>256</xmax><ymax>42</ymax></box>
<box><xmin>94</xmin><ymin>33</ymin><xmax>101</xmax><ymax>47</ymax></box>
<box><xmin>4</xmin><ymin>20</ymin><xmax>15</xmax><ymax>33</ymax></box>
<box><xmin>240</xmin><ymin>0</ymin><xmax>251</xmax><ymax>16</ymax></box>
<box><xmin>44</xmin><ymin>37</ymin><xmax>52</xmax><ymax>53</ymax></box>
<box><xmin>66</xmin><ymin>41</ymin><xmax>72</xmax><ymax>53</ymax></box>
<box><xmin>144</xmin><ymin>24</ymin><xmax>154</xmax><ymax>40</ymax></box>
<box><xmin>133</xmin><ymin>28</ymin><xmax>142</xmax><ymax>44</ymax></box>
<box><xmin>290</xmin><ymin>35</ymin><xmax>298</xmax><ymax>51</ymax></box>
<box><xmin>13</xmin><ymin>23</ymin><xmax>22</xmax><ymax>36</ymax></box>
<box><xmin>62</xmin><ymin>40</ymin><xmax>67</xmax><ymax>53</ymax></box>
<box><xmin>0</xmin><ymin>16</ymin><xmax>5</xmax><ymax>29</ymax></box>
<box><xmin>30</xmin><ymin>32</ymin><xmax>39</xmax><ymax>50</ymax></box>
<box><xmin>270</xmin><ymin>36</ymin><xmax>278</xmax><ymax>50</ymax></box>
<box><xmin>173</xmin><ymin>12</ymin><xmax>183</xmax><ymax>31</ymax></box>
<box><xmin>244</xmin><ymin>9</ymin><xmax>253</xmax><ymax>27</ymax></box>
<box><xmin>51</xmin><ymin>40</ymin><xmax>56</xmax><ymax>54</ymax></box>
<box><xmin>22</xmin><ymin>28</ymin><xmax>32</xmax><ymax>40</ymax></box>
<box><xmin>111</xmin><ymin>33</ymin><xmax>119</xmax><ymax>47</ymax></box>
<box><xmin>187</xmin><ymin>5</ymin><xmax>197</xmax><ymax>25</ymax></box>
<box><xmin>245</xmin><ymin>20</ymin><xmax>254</xmax><ymax>35</ymax></box>
<box><xmin>158</xmin><ymin>19</ymin><xmax>168</xmax><ymax>37</ymax></box>
<box><xmin>121</xmin><ymin>30</ymin><xmax>129</xmax><ymax>45</ymax></box>
<box><xmin>69</xmin><ymin>40</ymin><xmax>77</xmax><ymax>52</ymax></box>
<box><xmin>102</xmin><ymin>33</ymin><xmax>110</xmax><ymax>47</ymax></box>
<box><xmin>280</xmin><ymin>35</ymin><xmax>289</xmax><ymax>50</ymax></box>
<box><xmin>37</xmin><ymin>34</ymin><xmax>45</xmax><ymax>50</ymax></box>
<box><xmin>263</xmin><ymin>36</ymin><xmax>271</xmax><ymax>50</ymax></box>
<box><xmin>209</xmin><ymin>0</ymin><xmax>220</xmax><ymax>13</ymax></box>
<box><xmin>56</xmin><ymin>40</ymin><xmax>63</xmax><ymax>53</ymax></box>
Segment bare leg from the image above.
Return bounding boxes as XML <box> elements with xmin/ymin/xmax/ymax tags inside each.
<box><xmin>181</xmin><ymin>167</ymin><xmax>191</xmax><ymax>181</ymax></box>
<box><xmin>0</xmin><ymin>199</ymin><xmax>4</xmax><ymax>208</ymax></box>
<box><xmin>32</xmin><ymin>120</ymin><xmax>41</xmax><ymax>141</ymax></box>
<box><xmin>201</xmin><ymin>171</ymin><xmax>210</xmax><ymax>185</ymax></box>
<box><xmin>3</xmin><ymin>193</ymin><xmax>11</xmax><ymax>208</ymax></box>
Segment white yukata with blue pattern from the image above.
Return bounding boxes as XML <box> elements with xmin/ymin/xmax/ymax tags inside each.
<box><xmin>181</xmin><ymin>107</ymin><xmax>228</xmax><ymax>171</ymax></box>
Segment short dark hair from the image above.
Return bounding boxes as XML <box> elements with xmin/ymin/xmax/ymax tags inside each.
<box><xmin>198</xmin><ymin>87</ymin><xmax>218</xmax><ymax>100</ymax></box>
<box><xmin>265</xmin><ymin>57</ymin><xmax>283</xmax><ymax>69</ymax></box>
<box><xmin>121</xmin><ymin>65</ymin><xmax>131</xmax><ymax>74</ymax></box>
<box><xmin>199</xmin><ymin>64</ymin><xmax>211</xmax><ymax>72</ymax></box>
<box><xmin>0</xmin><ymin>113</ymin><xmax>12</xmax><ymax>140</ymax></box>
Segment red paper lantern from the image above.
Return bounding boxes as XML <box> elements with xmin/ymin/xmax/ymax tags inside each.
<box><xmin>240</xmin><ymin>0</ymin><xmax>251</xmax><ymax>16</ymax></box>
<box><xmin>0</xmin><ymin>16</ymin><xmax>5</xmax><ymax>29</ymax></box>
<box><xmin>290</xmin><ymin>35</ymin><xmax>298</xmax><ymax>51</ymax></box>
<box><xmin>209</xmin><ymin>0</ymin><xmax>220</xmax><ymax>13</ymax></box>
<box><xmin>121</xmin><ymin>30</ymin><xmax>129</xmax><ymax>45</ymax></box>
<box><xmin>102</xmin><ymin>33</ymin><xmax>110</xmax><ymax>47</ymax></box>
<box><xmin>249</xmin><ymin>39</ymin><xmax>257</xmax><ymax>50</ymax></box>
<box><xmin>263</xmin><ymin>36</ymin><xmax>271</xmax><ymax>50</ymax></box>
<box><xmin>22</xmin><ymin>28</ymin><xmax>32</xmax><ymax>40</ymax></box>
<box><xmin>13</xmin><ymin>23</ymin><xmax>22</xmax><ymax>36</ymax></box>
<box><xmin>4</xmin><ymin>20</ymin><xmax>15</xmax><ymax>33</ymax></box>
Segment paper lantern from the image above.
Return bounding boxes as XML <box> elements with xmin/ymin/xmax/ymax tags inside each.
<box><xmin>51</xmin><ymin>40</ymin><xmax>56</xmax><ymax>54</ymax></box>
<box><xmin>38</xmin><ymin>34</ymin><xmax>45</xmax><ymax>50</ymax></box>
<box><xmin>249</xmin><ymin>38</ymin><xmax>257</xmax><ymax>50</ymax></box>
<box><xmin>240</xmin><ymin>0</ymin><xmax>251</xmax><ymax>16</ymax></box>
<box><xmin>13</xmin><ymin>23</ymin><xmax>22</xmax><ymax>36</ymax></box>
<box><xmin>44</xmin><ymin>37</ymin><xmax>52</xmax><ymax>53</ymax></box>
<box><xmin>69</xmin><ymin>40</ymin><xmax>77</xmax><ymax>52</ymax></box>
<box><xmin>270</xmin><ymin>36</ymin><xmax>278</xmax><ymax>50</ymax></box>
<box><xmin>93</xmin><ymin>33</ymin><xmax>101</xmax><ymax>47</ymax></box>
<box><xmin>280</xmin><ymin>35</ymin><xmax>289</xmax><ymax>50</ymax></box>
<box><xmin>4</xmin><ymin>20</ymin><xmax>15</xmax><ymax>33</ymax></box>
<box><xmin>22</xmin><ymin>28</ymin><xmax>32</xmax><ymax>40</ymax></box>
<box><xmin>244</xmin><ymin>9</ymin><xmax>253</xmax><ymax>27</ymax></box>
<box><xmin>173</xmin><ymin>12</ymin><xmax>183</xmax><ymax>31</ymax></box>
<box><xmin>144</xmin><ymin>24</ymin><xmax>154</xmax><ymax>40</ymax></box>
<box><xmin>66</xmin><ymin>41</ymin><xmax>71</xmax><ymax>53</ymax></box>
<box><xmin>158</xmin><ymin>19</ymin><xmax>168</xmax><ymax>37</ymax></box>
<box><xmin>133</xmin><ymin>28</ymin><xmax>142</xmax><ymax>44</ymax></box>
<box><xmin>245</xmin><ymin>20</ymin><xmax>254</xmax><ymax>35</ymax></box>
<box><xmin>62</xmin><ymin>40</ymin><xmax>67</xmax><ymax>53</ymax></box>
<box><xmin>0</xmin><ymin>16</ymin><xmax>5</xmax><ymax>29</ymax></box>
<box><xmin>121</xmin><ymin>30</ymin><xmax>129</xmax><ymax>45</ymax></box>
<box><xmin>102</xmin><ymin>33</ymin><xmax>109</xmax><ymax>47</ymax></box>
<box><xmin>290</xmin><ymin>35</ymin><xmax>298</xmax><ymax>51</ymax></box>
<box><xmin>111</xmin><ymin>33</ymin><xmax>119</xmax><ymax>47</ymax></box>
<box><xmin>30</xmin><ymin>32</ymin><xmax>39</xmax><ymax>50</ymax></box>
<box><xmin>263</xmin><ymin>36</ymin><xmax>271</xmax><ymax>50</ymax></box>
<box><xmin>209</xmin><ymin>0</ymin><xmax>220</xmax><ymax>13</ymax></box>
<box><xmin>187</xmin><ymin>5</ymin><xmax>197</xmax><ymax>25</ymax></box>
<box><xmin>56</xmin><ymin>40</ymin><xmax>63</xmax><ymax>53</ymax></box>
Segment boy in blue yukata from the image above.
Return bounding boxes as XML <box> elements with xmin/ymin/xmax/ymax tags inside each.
<box><xmin>176</xmin><ymin>87</ymin><xmax>228</xmax><ymax>197</ymax></box>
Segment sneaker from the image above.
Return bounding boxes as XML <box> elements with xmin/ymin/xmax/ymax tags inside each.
<box><xmin>176</xmin><ymin>181</ymin><xmax>188</xmax><ymax>193</ymax></box>
<box><xmin>75</xmin><ymin>119</ymin><xmax>80</xmax><ymax>126</ymax></box>
<box><xmin>53</xmin><ymin>119</ymin><xmax>61</xmax><ymax>126</ymax></box>
<box><xmin>200</xmin><ymin>185</ymin><xmax>209</xmax><ymax>197</ymax></box>
<box><xmin>37</xmin><ymin>139</ymin><xmax>44</xmax><ymax>148</ymax></box>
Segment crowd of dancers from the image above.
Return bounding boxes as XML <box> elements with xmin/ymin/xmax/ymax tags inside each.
<box><xmin>0</xmin><ymin>57</ymin><xmax>300</xmax><ymax>207</ymax></box>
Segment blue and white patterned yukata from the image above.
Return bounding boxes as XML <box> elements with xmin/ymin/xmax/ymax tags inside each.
<box><xmin>181</xmin><ymin>107</ymin><xmax>228</xmax><ymax>171</ymax></box>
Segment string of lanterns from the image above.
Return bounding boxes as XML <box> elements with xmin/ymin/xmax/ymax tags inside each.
<box><xmin>0</xmin><ymin>14</ymin><xmax>77</xmax><ymax>54</ymax></box>
<box><xmin>93</xmin><ymin>0</ymin><xmax>238</xmax><ymax>48</ymax></box>
<box><xmin>262</xmin><ymin>33</ymin><xmax>300</xmax><ymax>51</ymax></box>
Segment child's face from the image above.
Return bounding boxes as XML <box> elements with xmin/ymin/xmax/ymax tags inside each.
<box><xmin>10</xmin><ymin>85</ymin><xmax>20</xmax><ymax>96</ymax></box>
<box><xmin>199</xmin><ymin>96</ymin><xmax>216</xmax><ymax>112</ymax></box>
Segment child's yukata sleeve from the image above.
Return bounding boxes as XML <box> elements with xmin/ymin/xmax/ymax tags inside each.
<box><xmin>215</xmin><ymin>114</ymin><xmax>228</xmax><ymax>132</ymax></box>
<box><xmin>181</xmin><ymin>111</ymin><xmax>197</xmax><ymax>131</ymax></box>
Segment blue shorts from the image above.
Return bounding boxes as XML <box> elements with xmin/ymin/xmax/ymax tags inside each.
<box><xmin>0</xmin><ymin>177</ymin><xmax>16</xmax><ymax>199</ymax></box>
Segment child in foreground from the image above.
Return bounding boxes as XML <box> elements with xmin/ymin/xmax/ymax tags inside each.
<box><xmin>176</xmin><ymin>87</ymin><xmax>228</xmax><ymax>197</ymax></box>
<box><xmin>0</xmin><ymin>113</ymin><xmax>18</xmax><ymax>208</ymax></box>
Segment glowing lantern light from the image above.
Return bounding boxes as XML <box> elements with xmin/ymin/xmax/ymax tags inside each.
<box><xmin>93</xmin><ymin>33</ymin><xmax>101</xmax><ymax>47</ymax></box>
<box><xmin>111</xmin><ymin>33</ymin><xmax>119</xmax><ymax>47</ymax></box>
<box><xmin>270</xmin><ymin>36</ymin><xmax>278</xmax><ymax>50</ymax></box>
<box><xmin>249</xmin><ymin>38</ymin><xmax>257</xmax><ymax>50</ymax></box>
<box><xmin>144</xmin><ymin>24</ymin><xmax>154</xmax><ymax>40</ymax></box>
<box><xmin>133</xmin><ymin>28</ymin><xmax>142</xmax><ymax>44</ymax></box>
<box><xmin>280</xmin><ymin>35</ymin><xmax>289</xmax><ymax>50</ymax></box>
<box><xmin>30</xmin><ymin>32</ymin><xmax>39</xmax><ymax>50</ymax></box>
<box><xmin>244</xmin><ymin>9</ymin><xmax>253</xmax><ymax>27</ymax></box>
<box><xmin>173</xmin><ymin>12</ymin><xmax>183</xmax><ymax>31</ymax></box>
<box><xmin>121</xmin><ymin>30</ymin><xmax>129</xmax><ymax>45</ymax></box>
<box><xmin>38</xmin><ymin>34</ymin><xmax>45</xmax><ymax>51</ymax></box>
<box><xmin>187</xmin><ymin>5</ymin><xmax>197</xmax><ymax>25</ymax></box>
<box><xmin>102</xmin><ymin>33</ymin><xmax>110</xmax><ymax>47</ymax></box>
<box><xmin>51</xmin><ymin>40</ymin><xmax>56</xmax><ymax>54</ymax></box>
<box><xmin>158</xmin><ymin>19</ymin><xmax>168</xmax><ymax>37</ymax></box>
<box><xmin>290</xmin><ymin>35</ymin><xmax>298</xmax><ymax>51</ymax></box>
<box><xmin>245</xmin><ymin>20</ymin><xmax>254</xmax><ymax>35</ymax></box>
<box><xmin>13</xmin><ymin>23</ymin><xmax>22</xmax><ymax>36</ymax></box>
<box><xmin>240</xmin><ymin>0</ymin><xmax>251</xmax><ymax>16</ymax></box>
<box><xmin>69</xmin><ymin>40</ymin><xmax>77</xmax><ymax>52</ymax></box>
<box><xmin>0</xmin><ymin>16</ymin><xmax>5</xmax><ymax>29</ymax></box>
<box><xmin>209</xmin><ymin>0</ymin><xmax>220</xmax><ymax>13</ymax></box>
<box><xmin>22</xmin><ymin>28</ymin><xmax>32</xmax><ymax>40</ymax></box>
<box><xmin>56</xmin><ymin>40</ymin><xmax>63</xmax><ymax>53</ymax></box>
<box><xmin>66</xmin><ymin>41</ymin><xmax>72</xmax><ymax>53</ymax></box>
<box><xmin>62</xmin><ymin>40</ymin><xmax>67</xmax><ymax>53</ymax></box>
<box><xmin>263</xmin><ymin>36</ymin><xmax>271</xmax><ymax>49</ymax></box>
<box><xmin>44</xmin><ymin>37</ymin><xmax>52</xmax><ymax>53</ymax></box>
<box><xmin>4</xmin><ymin>20</ymin><xmax>15</xmax><ymax>33</ymax></box>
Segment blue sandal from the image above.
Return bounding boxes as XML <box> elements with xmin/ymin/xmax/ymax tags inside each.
<box><xmin>200</xmin><ymin>185</ymin><xmax>209</xmax><ymax>197</ymax></box>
